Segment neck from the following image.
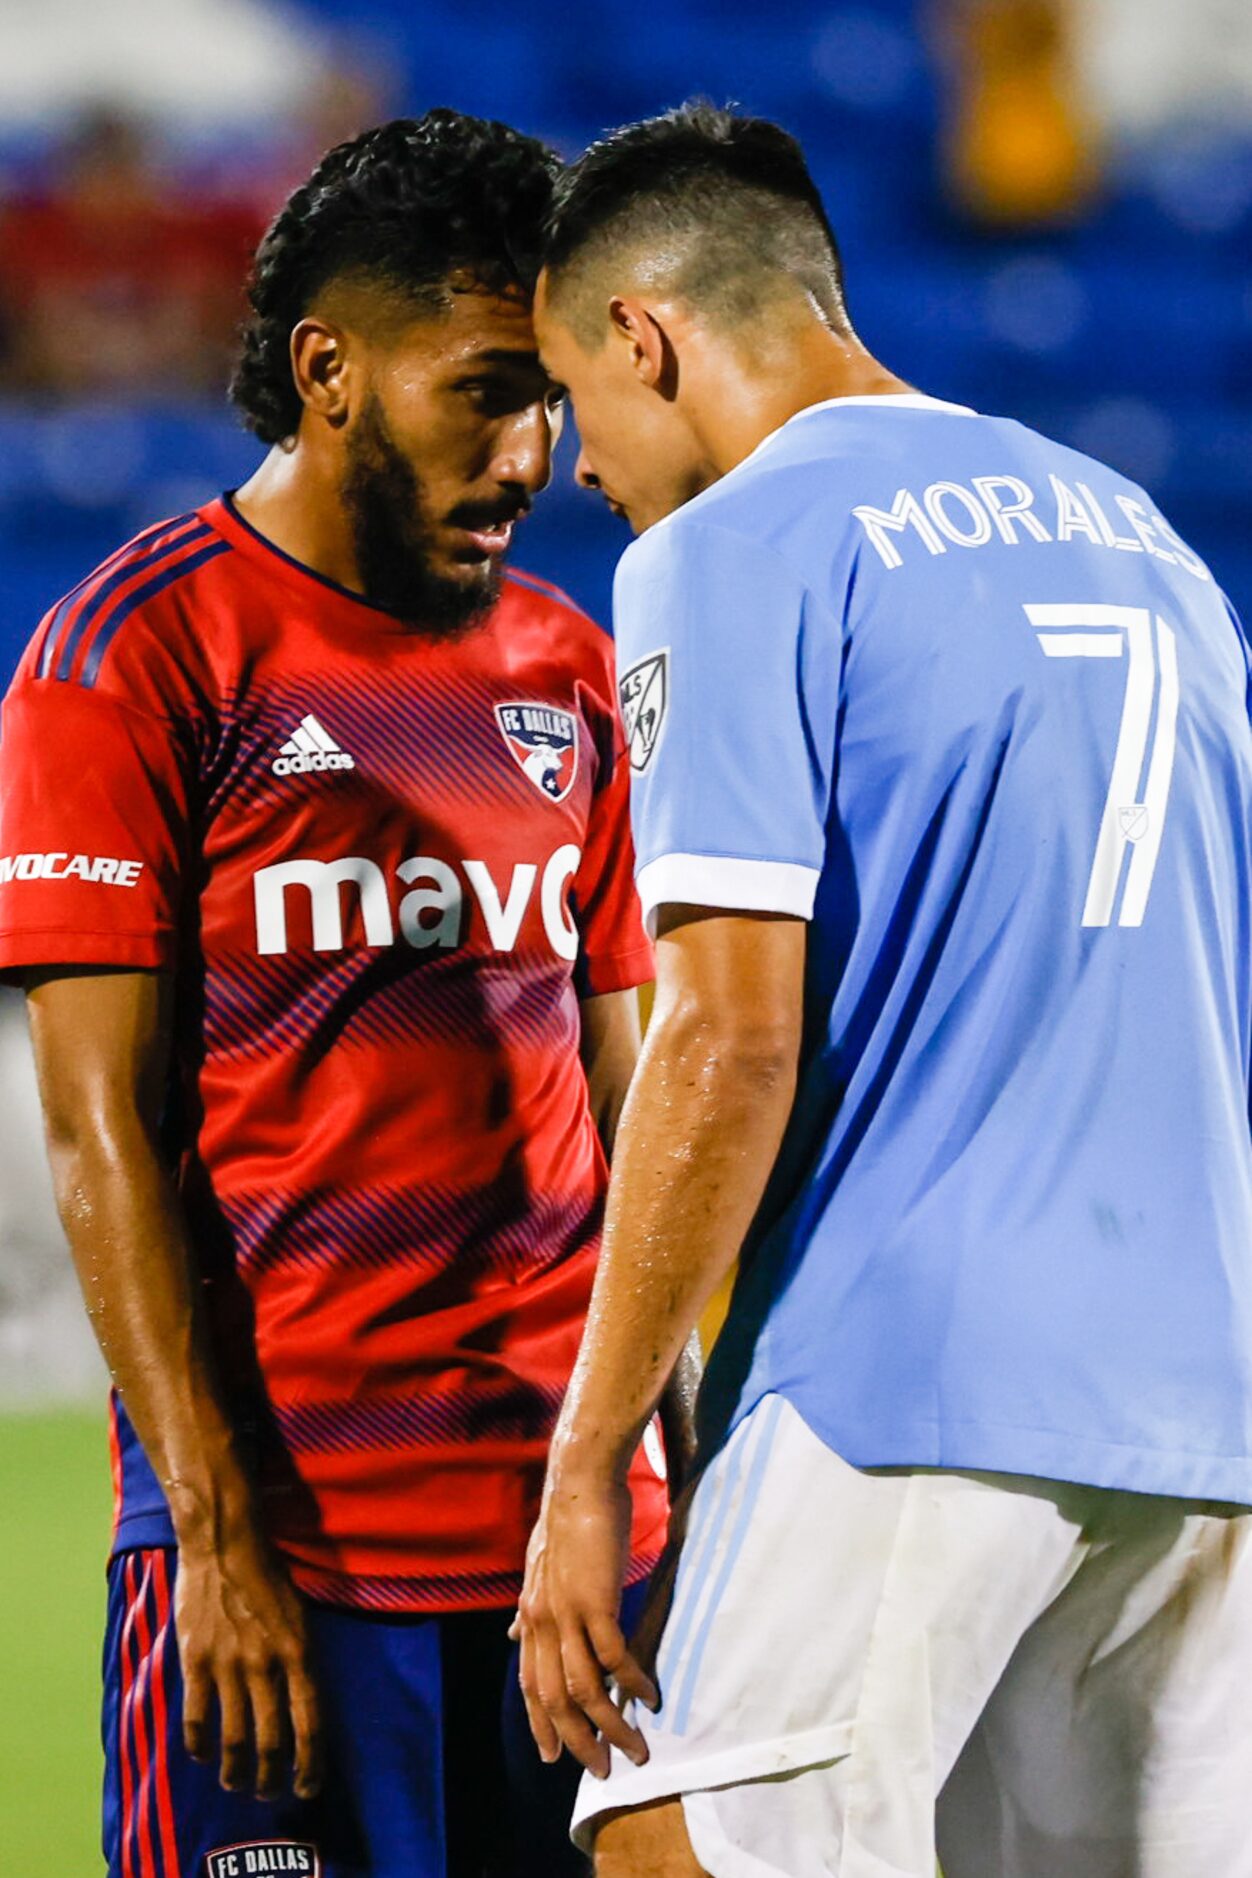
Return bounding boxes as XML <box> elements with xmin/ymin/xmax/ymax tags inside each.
<box><xmin>691</xmin><ymin>325</ymin><xmax>914</xmax><ymax>482</ymax></box>
<box><xmin>232</xmin><ymin>434</ymin><xmax>366</xmax><ymax>594</ymax></box>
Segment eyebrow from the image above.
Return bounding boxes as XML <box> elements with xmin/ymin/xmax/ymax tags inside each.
<box><xmin>462</xmin><ymin>347</ymin><xmax>545</xmax><ymax>370</ymax></box>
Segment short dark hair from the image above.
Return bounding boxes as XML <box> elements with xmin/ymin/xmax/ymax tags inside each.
<box><xmin>543</xmin><ymin>102</ymin><xmax>849</xmax><ymax>344</ymax></box>
<box><xmin>231</xmin><ymin>110</ymin><xmax>560</xmax><ymax>444</ymax></box>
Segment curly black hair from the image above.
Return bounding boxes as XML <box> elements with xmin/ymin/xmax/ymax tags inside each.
<box><xmin>231</xmin><ymin>110</ymin><xmax>561</xmax><ymax>444</ymax></box>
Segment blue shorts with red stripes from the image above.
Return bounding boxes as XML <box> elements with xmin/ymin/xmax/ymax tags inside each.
<box><xmin>104</xmin><ymin>1548</ymin><xmax>649</xmax><ymax>1878</ymax></box>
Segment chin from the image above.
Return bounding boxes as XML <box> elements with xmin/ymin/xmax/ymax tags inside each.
<box><xmin>452</xmin><ymin>559</ymin><xmax>502</xmax><ymax>605</ymax></box>
<box><xmin>642</xmin><ymin>476</ymin><xmax>703</xmax><ymax>527</ymax></box>
<box><xmin>453</xmin><ymin>561</ymin><xmax>501</xmax><ymax>599</ymax></box>
<box><xmin>431</xmin><ymin>546</ymin><xmax>487</xmax><ymax>581</ymax></box>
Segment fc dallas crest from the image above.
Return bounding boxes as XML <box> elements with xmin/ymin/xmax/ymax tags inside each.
<box><xmin>494</xmin><ymin>701</ymin><xmax>579</xmax><ymax>802</ymax></box>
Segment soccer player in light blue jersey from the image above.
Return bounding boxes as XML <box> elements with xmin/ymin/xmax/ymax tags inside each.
<box><xmin>513</xmin><ymin>104</ymin><xmax>1252</xmax><ymax>1878</ymax></box>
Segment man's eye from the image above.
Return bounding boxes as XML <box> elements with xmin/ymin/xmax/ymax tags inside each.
<box><xmin>457</xmin><ymin>378</ymin><xmax>514</xmax><ymax>412</ymax></box>
<box><xmin>456</xmin><ymin>377</ymin><xmax>561</xmax><ymax>417</ymax></box>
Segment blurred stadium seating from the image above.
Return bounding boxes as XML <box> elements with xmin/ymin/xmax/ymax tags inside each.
<box><xmin>1</xmin><ymin>0</ymin><xmax>1249</xmax><ymax>679</ymax></box>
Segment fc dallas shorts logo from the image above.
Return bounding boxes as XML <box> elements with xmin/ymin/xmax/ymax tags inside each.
<box><xmin>204</xmin><ymin>1843</ymin><xmax>320</xmax><ymax>1877</ymax></box>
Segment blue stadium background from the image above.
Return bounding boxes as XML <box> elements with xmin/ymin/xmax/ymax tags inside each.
<box><xmin>2</xmin><ymin>0</ymin><xmax>1249</xmax><ymax>680</ymax></box>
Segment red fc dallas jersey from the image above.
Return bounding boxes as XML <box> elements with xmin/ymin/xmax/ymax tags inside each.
<box><xmin>0</xmin><ymin>495</ymin><xmax>668</xmax><ymax>1611</ymax></box>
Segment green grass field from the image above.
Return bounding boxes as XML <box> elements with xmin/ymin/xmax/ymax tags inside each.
<box><xmin>0</xmin><ymin>1408</ymin><xmax>113</xmax><ymax>1876</ymax></box>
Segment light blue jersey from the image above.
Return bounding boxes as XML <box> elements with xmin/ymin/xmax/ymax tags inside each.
<box><xmin>615</xmin><ymin>392</ymin><xmax>1252</xmax><ymax>1501</ymax></box>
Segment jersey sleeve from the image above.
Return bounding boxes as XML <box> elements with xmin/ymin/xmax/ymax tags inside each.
<box><xmin>0</xmin><ymin>672</ymin><xmax>193</xmax><ymax>982</ymax></box>
<box><xmin>1224</xmin><ymin>591</ymin><xmax>1252</xmax><ymax>722</ymax></box>
<box><xmin>613</xmin><ymin>517</ymin><xmax>839</xmax><ymax>934</ymax></box>
<box><xmin>569</xmin><ymin>659</ymin><xmax>655</xmax><ymax>1000</ymax></box>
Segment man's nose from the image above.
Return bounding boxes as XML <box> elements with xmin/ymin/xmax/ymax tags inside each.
<box><xmin>493</xmin><ymin>405</ymin><xmax>555</xmax><ymax>494</ymax></box>
<box><xmin>575</xmin><ymin>448</ymin><xmax>600</xmax><ymax>492</ymax></box>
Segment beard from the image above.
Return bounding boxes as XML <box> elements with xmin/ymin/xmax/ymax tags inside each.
<box><xmin>340</xmin><ymin>392</ymin><xmax>501</xmax><ymax>638</ymax></box>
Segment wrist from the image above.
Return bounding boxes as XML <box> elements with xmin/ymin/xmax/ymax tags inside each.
<box><xmin>547</xmin><ymin>1418</ymin><xmax>638</xmax><ymax>1494</ymax></box>
<box><xmin>160</xmin><ymin>1433</ymin><xmax>261</xmax><ymax>1557</ymax></box>
<box><xmin>170</xmin><ymin>1486</ymin><xmax>264</xmax><ymax>1559</ymax></box>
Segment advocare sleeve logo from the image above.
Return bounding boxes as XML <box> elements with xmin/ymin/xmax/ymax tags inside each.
<box><xmin>618</xmin><ymin>649</ymin><xmax>669</xmax><ymax>774</ymax></box>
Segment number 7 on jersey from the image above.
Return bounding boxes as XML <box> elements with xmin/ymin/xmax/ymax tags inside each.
<box><xmin>1025</xmin><ymin>603</ymin><xmax>1179</xmax><ymax>929</ymax></box>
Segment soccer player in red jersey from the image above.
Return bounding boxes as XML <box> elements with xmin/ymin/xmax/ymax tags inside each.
<box><xmin>0</xmin><ymin>113</ymin><xmax>686</xmax><ymax>1878</ymax></box>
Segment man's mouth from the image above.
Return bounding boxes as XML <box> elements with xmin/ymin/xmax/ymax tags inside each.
<box><xmin>450</xmin><ymin>503</ymin><xmax>530</xmax><ymax>559</ymax></box>
<box><xmin>461</xmin><ymin>519</ymin><xmax>515</xmax><ymax>556</ymax></box>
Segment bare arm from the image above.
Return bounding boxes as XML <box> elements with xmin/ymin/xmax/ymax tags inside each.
<box><xmin>579</xmin><ymin>985</ymin><xmax>703</xmax><ymax>1488</ymax></box>
<box><xmin>24</xmin><ymin>966</ymin><xmax>322</xmax><ymax>1800</ymax></box>
<box><xmin>519</xmin><ymin>910</ymin><xmax>804</xmax><ymax>1771</ymax></box>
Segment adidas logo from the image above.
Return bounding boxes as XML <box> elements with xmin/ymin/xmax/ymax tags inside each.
<box><xmin>272</xmin><ymin>714</ymin><xmax>356</xmax><ymax>777</ymax></box>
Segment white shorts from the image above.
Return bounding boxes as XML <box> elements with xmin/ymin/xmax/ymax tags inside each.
<box><xmin>571</xmin><ymin>1393</ymin><xmax>1252</xmax><ymax>1878</ymax></box>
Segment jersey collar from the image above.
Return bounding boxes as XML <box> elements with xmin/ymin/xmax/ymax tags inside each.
<box><xmin>208</xmin><ymin>492</ymin><xmax>420</xmax><ymax>630</ymax></box>
<box><xmin>731</xmin><ymin>391</ymin><xmax>977</xmax><ymax>479</ymax></box>
<box><xmin>793</xmin><ymin>392</ymin><xmax>976</xmax><ymax>416</ymax></box>
<box><xmin>644</xmin><ymin>391</ymin><xmax>979</xmax><ymax>538</ymax></box>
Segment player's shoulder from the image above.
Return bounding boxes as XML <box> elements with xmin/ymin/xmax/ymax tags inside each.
<box><xmin>612</xmin><ymin>400</ymin><xmax>928</xmax><ymax>587</ymax></box>
<box><xmin>612</xmin><ymin>469</ymin><xmax>800</xmax><ymax>609</ymax></box>
<box><xmin>502</xmin><ymin>565</ymin><xmax>601</xmax><ymax>630</ymax></box>
<box><xmin>499</xmin><ymin>566</ymin><xmax>610</xmax><ymax>668</ymax></box>
<box><xmin>17</xmin><ymin>504</ymin><xmax>238</xmax><ymax>711</ymax></box>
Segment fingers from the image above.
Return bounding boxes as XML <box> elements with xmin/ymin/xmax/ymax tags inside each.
<box><xmin>558</xmin><ymin>1624</ymin><xmax>649</xmax><ymax>1771</ymax></box>
<box><xmin>607</xmin><ymin>1649</ymin><xmax>659</xmax><ymax>1711</ymax></box>
<box><xmin>286</xmin><ymin>1660</ymin><xmax>325</xmax><ymax>1801</ymax></box>
<box><xmin>178</xmin><ymin>1632</ymin><xmax>321</xmax><ymax>1801</ymax></box>
<box><xmin>535</xmin><ymin>1625</ymin><xmax>611</xmax><ymax>1778</ymax></box>
<box><xmin>518</xmin><ymin>1607</ymin><xmax>653</xmax><ymax>1778</ymax></box>
<box><xmin>587</xmin><ymin>1612</ymin><xmax>659</xmax><ymax>1712</ymax></box>
<box><xmin>182</xmin><ymin>1653</ymin><xmax>213</xmax><ymax>1765</ymax></box>
<box><xmin>217</xmin><ymin>1666</ymin><xmax>252</xmax><ymax>1793</ymax></box>
<box><xmin>518</xmin><ymin>1620</ymin><xmax>563</xmax><ymax>1766</ymax></box>
<box><xmin>247</xmin><ymin>1655</ymin><xmax>287</xmax><ymax>1802</ymax></box>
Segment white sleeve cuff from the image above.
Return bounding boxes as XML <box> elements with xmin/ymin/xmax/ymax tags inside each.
<box><xmin>635</xmin><ymin>853</ymin><xmax>820</xmax><ymax>936</ymax></box>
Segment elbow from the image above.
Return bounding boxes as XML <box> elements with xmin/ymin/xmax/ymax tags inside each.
<box><xmin>39</xmin><ymin>1098</ymin><xmax>155</xmax><ymax>1246</ymax></box>
<box><xmin>659</xmin><ymin>996</ymin><xmax>800</xmax><ymax>1102</ymax></box>
<box><xmin>721</xmin><ymin>1030</ymin><xmax>799</xmax><ymax>1101</ymax></box>
<box><xmin>39</xmin><ymin>1086</ymin><xmax>150</xmax><ymax>1177</ymax></box>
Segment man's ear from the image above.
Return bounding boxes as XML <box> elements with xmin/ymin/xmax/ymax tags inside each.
<box><xmin>609</xmin><ymin>297</ymin><xmax>678</xmax><ymax>401</ymax></box>
<box><xmin>290</xmin><ymin>316</ymin><xmax>353</xmax><ymax>428</ymax></box>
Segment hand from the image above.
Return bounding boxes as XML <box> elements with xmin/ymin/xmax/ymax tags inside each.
<box><xmin>174</xmin><ymin>1529</ymin><xmax>323</xmax><ymax>1802</ymax></box>
<box><xmin>514</xmin><ymin>1470</ymin><xmax>658</xmax><ymax>1778</ymax></box>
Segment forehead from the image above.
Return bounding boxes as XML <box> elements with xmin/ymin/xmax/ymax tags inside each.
<box><xmin>532</xmin><ymin>274</ymin><xmax>590</xmax><ymax>379</ymax></box>
<box><xmin>384</xmin><ymin>285</ymin><xmax>541</xmax><ymax>372</ymax></box>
